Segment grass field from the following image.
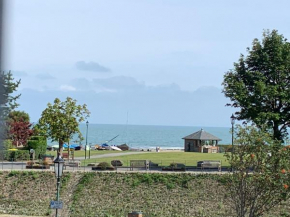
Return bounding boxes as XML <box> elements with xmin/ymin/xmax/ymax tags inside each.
<box><xmin>80</xmin><ymin>151</ymin><xmax>229</xmax><ymax>166</ymax></box>
<box><xmin>46</xmin><ymin>150</ymin><xmax>129</xmax><ymax>158</ymax></box>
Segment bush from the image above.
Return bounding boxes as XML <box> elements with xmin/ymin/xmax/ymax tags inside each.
<box><xmin>169</xmin><ymin>163</ymin><xmax>185</xmax><ymax>168</ymax></box>
<box><xmin>98</xmin><ymin>162</ymin><xmax>111</xmax><ymax>170</ymax></box>
<box><xmin>111</xmin><ymin>160</ymin><xmax>123</xmax><ymax>166</ymax></box>
<box><xmin>27</xmin><ymin>136</ymin><xmax>47</xmax><ymax>159</ymax></box>
<box><xmin>3</xmin><ymin>140</ymin><xmax>13</xmax><ymax>150</ymax></box>
<box><xmin>1</xmin><ymin>150</ymin><xmax>30</xmax><ymax>161</ymax></box>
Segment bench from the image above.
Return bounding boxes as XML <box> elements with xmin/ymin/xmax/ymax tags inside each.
<box><xmin>64</xmin><ymin>161</ymin><xmax>81</xmax><ymax>169</ymax></box>
<box><xmin>197</xmin><ymin>160</ymin><xmax>221</xmax><ymax>172</ymax></box>
<box><xmin>130</xmin><ymin>160</ymin><xmax>150</xmax><ymax>171</ymax></box>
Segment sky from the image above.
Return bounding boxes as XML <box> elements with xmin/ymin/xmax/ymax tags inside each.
<box><xmin>3</xmin><ymin>0</ymin><xmax>290</xmax><ymax>127</ymax></box>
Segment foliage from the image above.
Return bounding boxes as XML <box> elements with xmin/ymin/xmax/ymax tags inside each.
<box><xmin>224</xmin><ymin>124</ymin><xmax>290</xmax><ymax>217</ymax></box>
<box><xmin>35</xmin><ymin>97</ymin><xmax>90</xmax><ymax>153</ymax></box>
<box><xmin>0</xmin><ymin>71</ymin><xmax>21</xmax><ymax>118</ymax></box>
<box><xmin>98</xmin><ymin>161</ymin><xmax>111</xmax><ymax>170</ymax></box>
<box><xmin>8</xmin><ymin>110</ymin><xmax>30</xmax><ymax>122</ymax></box>
<box><xmin>27</xmin><ymin>136</ymin><xmax>47</xmax><ymax>159</ymax></box>
<box><xmin>3</xmin><ymin>139</ymin><xmax>13</xmax><ymax>150</ymax></box>
<box><xmin>0</xmin><ymin>150</ymin><xmax>30</xmax><ymax>161</ymax></box>
<box><xmin>222</xmin><ymin>30</ymin><xmax>290</xmax><ymax>141</ymax></box>
<box><xmin>8</xmin><ymin>120</ymin><xmax>33</xmax><ymax>147</ymax></box>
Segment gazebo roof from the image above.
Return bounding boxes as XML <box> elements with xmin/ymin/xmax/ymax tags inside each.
<box><xmin>182</xmin><ymin>129</ymin><xmax>221</xmax><ymax>141</ymax></box>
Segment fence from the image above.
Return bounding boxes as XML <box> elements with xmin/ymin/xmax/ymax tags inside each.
<box><xmin>0</xmin><ymin>156</ymin><xmax>229</xmax><ymax>173</ymax></box>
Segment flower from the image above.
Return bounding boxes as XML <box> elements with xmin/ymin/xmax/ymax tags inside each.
<box><xmin>281</xmin><ymin>169</ymin><xmax>286</xmax><ymax>174</ymax></box>
<box><xmin>284</xmin><ymin>184</ymin><xmax>289</xmax><ymax>189</ymax></box>
<box><xmin>250</xmin><ymin>154</ymin><xmax>255</xmax><ymax>159</ymax></box>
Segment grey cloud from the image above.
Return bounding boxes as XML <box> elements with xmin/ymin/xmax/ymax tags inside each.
<box><xmin>35</xmin><ymin>73</ymin><xmax>55</xmax><ymax>80</ymax></box>
<box><xmin>76</xmin><ymin>61</ymin><xmax>111</xmax><ymax>72</ymax></box>
<box><xmin>17</xmin><ymin>83</ymin><xmax>234</xmax><ymax>127</ymax></box>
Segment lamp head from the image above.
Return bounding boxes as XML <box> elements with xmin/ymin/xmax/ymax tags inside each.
<box><xmin>230</xmin><ymin>114</ymin><xmax>235</xmax><ymax>125</ymax></box>
<box><xmin>54</xmin><ymin>155</ymin><xmax>65</xmax><ymax>178</ymax></box>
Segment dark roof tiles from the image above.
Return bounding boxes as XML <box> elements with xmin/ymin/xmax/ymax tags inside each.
<box><xmin>182</xmin><ymin>128</ymin><xmax>221</xmax><ymax>141</ymax></box>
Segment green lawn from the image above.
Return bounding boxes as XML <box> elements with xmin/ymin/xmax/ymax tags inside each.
<box><xmin>46</xmin><ymin>150</ymin><xmax>129</xmax><ymax>158</ymax></box>
<box><xmin>81</xmin><ymin>152</ymin><xmax>229</xmax><ymax>166</ymax></box>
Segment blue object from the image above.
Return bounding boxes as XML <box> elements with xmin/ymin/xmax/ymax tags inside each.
<box><xmin>63</xmin><ymin>144</ymin><xmax>79</xmax><ymax>148</ymax></box>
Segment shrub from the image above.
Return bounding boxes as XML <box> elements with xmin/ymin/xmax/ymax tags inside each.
<box><xmin>2</xmin><ymin>150</ymin><xmax>30</xmax><ymax>161</ymax></box>
<box><xmin>111</xmin><ymin>160</ymin><xmax>123</xmax><ymax>166</ymax></box>
<box><xmin>27</xmin><ymin>136</ymin><xmax>47</xmax><ymax>159</ymax></box>
<box><xmin>26</xmin><ymin>161</ymin><xmax>34</xmax><ymax>166</ymax></box>
<box><xmin>225</xmin><ymin>125</ymin><xmax>290</xmax><ymax>217</ymax></box>
<box><xmin>98</xmin><ymin>162</ymin><xmax>111</xmax><ymax>170</ymax></box>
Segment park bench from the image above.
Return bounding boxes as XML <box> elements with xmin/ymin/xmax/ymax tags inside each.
<box><xmin>130</xmin><ymin>160</ymin><xmax>150</xmax><ymax>171</ymax></box>
<box><xmin>197</xmin><ymin>160</ymin><xmax>221</xmax><ymax>172</ymax></box>
<box><xmin>63</xmin><ymin>161</ymin><xmax>81</xmax><ymax>169</ymax></box>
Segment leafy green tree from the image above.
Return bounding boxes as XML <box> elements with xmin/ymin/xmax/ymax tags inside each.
<box><xmin>35</xmin><ymin>97</ymin><xmax>90</xmax><ymax>155</ymax></box>
<box><xmin>8</xmin><ymin>110</ymin><xmax>30</xmax><ymax>123</ymax></box>
<box><xmin>222</xmin><ymin>30</ymin><xmax>290</xmax><ymax>141</ymax></box>
<box><xmin>225</xmin><ymin>125</ymin><xmax>290</xmax><ymax>217</ymax></box>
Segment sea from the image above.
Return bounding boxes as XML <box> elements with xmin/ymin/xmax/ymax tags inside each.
<box><xmin>49</xmin><ymin>124</ymin><xmax>233</xmax><ymax>150</ymax></box>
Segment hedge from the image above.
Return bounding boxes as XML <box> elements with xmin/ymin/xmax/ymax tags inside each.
<box><xmin>27</xmin><ymin>136</ymin><xmax>47</xmax><ymax>159</ymax></box>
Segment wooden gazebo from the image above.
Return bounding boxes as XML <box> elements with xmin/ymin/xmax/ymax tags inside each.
<box><xmin>182</xmin><ymin>129</ymin><xmax>221</xmax><ymax>153</ymax></box>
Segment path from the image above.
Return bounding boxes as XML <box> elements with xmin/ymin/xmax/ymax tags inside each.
<box><xmin>58</xmin><ymin>173</ymin><xmax>83</xmax><ymax>217</ymax></box>
<box><xmin>74</xmin><ymin>151</ymin><xmax>151</xmax><ymax>160</ymax></box>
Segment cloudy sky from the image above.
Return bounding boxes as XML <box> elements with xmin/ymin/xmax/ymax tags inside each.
<box><xmin>3</xmin><ymin>0</ymin><xmax>290</xmax><ymax>127</ymax></box>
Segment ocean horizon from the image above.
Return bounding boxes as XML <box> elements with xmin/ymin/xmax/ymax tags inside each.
<box><xmin>48</xmin><ymin>124</ymin><xmax>233</xmax><ymax>149</ymax></box>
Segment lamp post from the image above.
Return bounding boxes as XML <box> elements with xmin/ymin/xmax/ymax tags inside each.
<box><xmin>85</xmin><ymin>121</ymin><xmax>89</xmax><ymax>159</ymax></box>
<box><xmin>230</xmin><ymin>114</ymin><xmax>235</xmax><ymax>170</ymax></box>
<box><xmin>54</xmin><ymin>155</ymin><xmax>64</xmax><ymax>217</ymax></box>
<box><xmin>87</xmin><ymin>121</ymin><xmax>90</xmax><ymax>159</ymax></box>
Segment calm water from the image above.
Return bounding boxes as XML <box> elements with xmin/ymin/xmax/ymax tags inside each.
<box><xmin>58</xmin><ymin>124</ymin><xmax>233</xmax><ymax>149</ymax></box>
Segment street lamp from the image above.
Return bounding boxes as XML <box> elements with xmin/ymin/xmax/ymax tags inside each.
<box><xmin>87</xmin><ymin>121</ymin><xmax>90</xmax><ymax>159</ymax></box>
<box><xmin>230</xmin><ymin>114</ymin><xmax>235</xmax><ymax>168</ymax></box>
<box><xmin>85</xmin><ymin>121</ymin><xmax>89</xmax><ymax>159</ymax></box>
<box><xmin>53</xmin><ymin>155</ymin><xmax>64</xmax><ymax>217</ymax></box>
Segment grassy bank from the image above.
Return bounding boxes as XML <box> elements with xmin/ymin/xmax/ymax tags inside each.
<box><xmin>1</xmin><ymin>171</ymin><xmax>290</xmax><ymax>216</ymax></box>
<box><xmin>80</xmin><ymin>152</ymin><xmax>229</xmax><ymax>167</ymax></box>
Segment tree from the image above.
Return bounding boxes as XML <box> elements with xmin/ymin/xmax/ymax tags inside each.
<box><xmin>7</xmin><ymin>111</ymin><xmax>32</xmax><ymax>147</ymax></box>
<box><xmin>8</xmin><ymin>110</ymin><xmax>30</xmax><ymax>123</ymax></box>
<box><xmin>8</xmin><ymin>120</ymin><xmax>33</xmax><ymax>147</ymax></box>
<box><xmin>0</xmin><ymin>71</ymin><xmax>21</xmax><ymax>118</ymax></box>
<box><xmin>35</xmin><ymin>97</ymin><xmax>90</xmax><ymax>155</ymax></box>
<box><xmin>225</xmin><ymin>125</ymin><xmax>290</xmax><ymax>217</ymax></box>
<box><xmin>222</xmin><ymin>30</ymin><xmax>290</xmax><ymax>141</ymax></box>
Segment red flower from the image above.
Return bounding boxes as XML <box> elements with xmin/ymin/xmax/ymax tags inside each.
<box><xmin>284</xmin><ymin>184</ymin><xmax>289</xmax><ymax>189</ymax></box>
<box><xmin>281</xmin><ymin>169</ymin><xmax>286</xmax><ymax>174</ymax></box>
<box><xmin>250</xmin><ymin>154</ymin><xmax>255</xmax><ymax>159</ymax></box>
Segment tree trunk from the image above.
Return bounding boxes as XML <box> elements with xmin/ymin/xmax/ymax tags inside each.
<box><xmin>58</xmin><ymin>139</ymin><xmax>64</xmax><ymax>157</ymax></box>
<box><xmin>273</xmin><ymin>122</ymin><xmax>282</xmax><ymax>141</ymax></box>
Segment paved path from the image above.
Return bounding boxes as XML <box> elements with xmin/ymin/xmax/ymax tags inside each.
<box><xmin>74</xmin><ymin>151</ymin><xmax>150</xmax><ymax>160</ymax></box>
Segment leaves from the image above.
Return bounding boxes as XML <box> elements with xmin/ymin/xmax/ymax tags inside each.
<box><xmin>222</xmin><ymin>30</ymin><xmax>290</xmax><ymax>141</ymax></box>
<box><xmin>8</xmin><ymin>119</ymin><xmax>33</xmax><ymax>147</ymax></box>
<box><xmin>35</xmin><ymin>97</ymin><xmax>90</xmax><ymax>150</ymax></box>
<box><xmin>225</xmin><ymin>125</ymin><xmax>290</xmax><ymax>217</ymax></box>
